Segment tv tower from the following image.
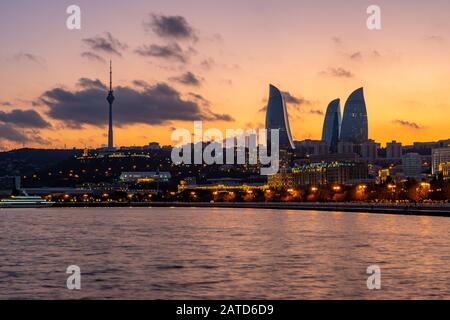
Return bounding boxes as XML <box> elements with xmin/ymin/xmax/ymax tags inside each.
<box><xmin>106</xmin><ymin>60</ymin><xmax>115</xmax><ymax>150</ymax></box>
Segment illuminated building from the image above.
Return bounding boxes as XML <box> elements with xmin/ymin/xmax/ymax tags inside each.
<box><xmin>432</xmin><ymin>147</ymin><xmax>450</xmax><ymax>174</ymax></box>
<box><xmin>292</xmin><ymin>162</ymin><xmax>368</xmax><ymax>186</ymax></box>
<box><xmin>267</xmin><ymin>169</ymin><xmax>296</xmax><ymax>189</ymax></box>
<box><xmin>119</xmin><ymin>172</ymin><xmax>171</xmax><ymax>183</ymax></box>
<box><xmin>439</xmin><ymin>163</ymin><xmax>450</xmax><ymax>180</ymax></box>
<box><xmin>340</xmin><ymin>88</ymin><xmax>368</xmax><ymax>144</ymax></box>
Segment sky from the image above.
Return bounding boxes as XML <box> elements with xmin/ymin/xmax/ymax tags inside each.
<box><xmin>0</xmin><ymin>0</ymin><xmax>449</xmax><ymax>150</ymax></box>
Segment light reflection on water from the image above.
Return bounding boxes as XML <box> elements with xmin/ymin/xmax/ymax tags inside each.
<box><xmin>0</xmin><ymin>207</ymin><xmax>449</xmax><ymax>299</ymax></box>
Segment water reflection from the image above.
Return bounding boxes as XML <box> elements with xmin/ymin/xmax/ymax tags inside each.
<box><xmin>0</xmin><ymin>207</ymin><xmax>449</xmax><ymax>299</ymax></box>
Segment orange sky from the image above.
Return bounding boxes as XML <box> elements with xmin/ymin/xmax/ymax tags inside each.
<box><xmin>1</xmin><ymin>0</ymin><xmax>449</xmax><ymax>150</ymax></box>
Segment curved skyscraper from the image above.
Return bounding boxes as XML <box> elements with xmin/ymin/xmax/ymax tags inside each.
<box><xmin>321</xmin><ymin>99</ymin><xmax>341</xmax><ymax>153</ymax></box>
<box><xmin>340</xmin><ymin>87</ymin><xmax>368</xmax><ymax>144</ymax></box>
<box><xmin>265</xmin><ymin>84</ymin><xmax>295</xmax><ymax>150</ymax></box>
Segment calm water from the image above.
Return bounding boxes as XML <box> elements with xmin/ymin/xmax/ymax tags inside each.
<box><xmin>0</xmin><ymin>207</ymin><xmax>449</xmax><ymax>300</ymax></box>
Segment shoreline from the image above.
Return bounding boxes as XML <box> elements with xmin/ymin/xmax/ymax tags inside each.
<box><xmin>51</xmin><ymin>202</ymin><xmax>450</xmax><ymax>217</ymax></box>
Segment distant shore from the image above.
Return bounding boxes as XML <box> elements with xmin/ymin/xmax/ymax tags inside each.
<box><xmin>52</xmin><ymin>201</ymin><xmax>450</xmax><ymax>217</ymax></box>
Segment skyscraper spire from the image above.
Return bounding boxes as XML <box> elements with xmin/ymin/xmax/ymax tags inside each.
<box><xmin>109</xmin><ymin>60</ymin><xmax>112</xmax><ymax>91</ymax></box>
<box><xmin>106</xmin><ymin>60</ymin><xmax>115</xmax><ymax>150</ymax></box>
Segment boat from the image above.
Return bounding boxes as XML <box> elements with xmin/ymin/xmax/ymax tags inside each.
<box><xmin>0</xmin><ymin>195</ymin><xmax>55</xmax><ymax>208</ymax></box>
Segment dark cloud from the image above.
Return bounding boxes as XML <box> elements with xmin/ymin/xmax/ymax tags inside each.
<box><xmin>200</xmin><ymin>58</ymin><xmax>215</xmax><ymax>70</ymax></box>
<box><xmin>0</xmin><ymin>124</ymin><xmax>49</xmax><ymax>145</ymax></box>
<box><xmin>371</xmin><ymin>50</ymin><xmax>381</xmax><ymax>58</ymax></box>
<box><xmin>13</xmin><ymin>52</ymin><xmax>45</xmax><ymax>65</ymax></box>
<box><xmin>132</xmin><ymin>80</ymin><xmax>150</xmax><ymax>88</ymax></box>
<box><xmin>0</xmin><ymin>109</ymin><xmax>51</xmax><ymax>128</ymax></box>
<box><xmin>309</xmin><ymin>109</ymin><xmax>324</xmax><ymax>116</ymax></box>
<box><xmin>349</xmin><ymin>51</ymin><xmax>363</xmax><ymax>60</ymax></box>
<box><xmin>40</xmin><ymin>78</ymin><xmax>234</xmax><ymax>129</ymax></box>
<box><xmin>81</xmin><ymin>51</ymin><xmax>106</xmax><ymax>63</ymax></box>
<box><xmin>0</xmin><ymin>101</ymin><xmax>12</xmax><ymax>106</ymax></box>
<box><xmin>320</xmin><ymin>67</ymin><xmax>354</xmax><ymax>78</ymax></box>
<box><xmin>170</xmin><ymin>71</ymin><xmax>202</xmax><ymax>86</ymax></box>
<box><xmin>187</xmin><ymin>92</ymin><xmax>210</xmax><ymax>107</ymax></box>
<box><xmin>145</xmin><ymin>14</ymin><xmax>197</xmax><ymax>40</ymax></box>
<box><xmin>0</xmin><ymin>124</ymin><xmax>28</xmax><ymax>142</ymax></box>
<box><xmin>281</xmin><ymin>92</ymin><xmax>312</xmax><ymax>106</ymax></box>
<box><xmin>393</xmin><ymin>120</ymin><xmax>423</xmax><ymax>130</ymax></box>
<box><xmin>77</xmin><ymin>78</ymin><xmax>107</xmax><ymax>90</ymax></box>
<box><xmin>82</xmin><ymin>32</ymin><xmax>127</xmax><ymax>57</ymax></box>
<box><xmin>135</xmin><ymin>43</ymin><xmax>189</xmax><ymax>63</ymax></box>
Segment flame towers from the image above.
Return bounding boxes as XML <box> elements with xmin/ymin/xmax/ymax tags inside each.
<box><xmin>106</xmin><ymin>61</ymin><xmax>115</xmax><ymax>150</ymax></box>
<box><xmin>265</xmin><ymin>84</ymin><xmax>295</xmax><ymax>150</ymax></box>
<box><xmin>340</xmin><ymin>87</ymin><xmax>368</xmax><ymax>144</ymax></box>
<box><xmin>322</xmin><ymin>99</ymin><xmax>341</xmax><ymax>153</ymax></box>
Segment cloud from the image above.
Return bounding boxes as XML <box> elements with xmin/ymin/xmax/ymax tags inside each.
<box><xmin>332</xmin><ymin>37</ymin><xmax>343</xmax><ymax>46</ymax></box>
<box><xmin>0</xmin><ymin>124</ymin><xmax>49</xmax><ymax>144</ymax></box>
<box><xmin>77</xmin><ymin>78</ymin><xmax>107</xmax><ymax>90</ymax></box>
<box><xmin>320</xmin><ymin>67</ymin><xmax>354</xmax><ymax>78</ymax></box>
<box><xmin>81</xmin><ymin>51</ymin><xmax>106</xmax><ymax>63</ymax></box>
<box><xmin>145</xmin><ymin>14</ymin><xmax>197</xmax><ymax>40</ymax></box>
<box><xmin>426</xmin><ymin>35</ymin><xmax>445</xmax><ymax>43</ymax></box>
<box><xmin>82</xmin><ymin>32</ymin><xmax>127</xmax><ymax>57</ymax></box>
<box><xmin>309</xmin><ymin>109</ymin><xmax>324</xmax><ymax>116</ymax></box>
<box><xmin>200</xmin><ymin>58</ymin><xmax>215</xmax><ymax>70</ymax></box>
<box><xmin>13</xmin><ymin>52</ymin><xmax>45</xmax><ymax>65</ymax></box>
<box><xmin>135</xmin><ymin>43</ymin><xmax>190</xmax><ymax>63</ymax></box>
<box><xmin>393</xmin><ymin>120</ymin><xmax>423</xmax><ymax>130</ymax></box>
<box><xmin>132</xmin><ymin>80</ymin><xmax>150</xmax><ymax>88</ymax></box>
<box><xmin>0</xmin><ymin>101</ymin><xmax>12</xmax><ymax>106</ymax></box>
<box><xmin>40</xmin><ymin>78</ymin><xmax>234</xmax><ymax>129</ymax></box>
<box><xmin>349</xmin><ymin>51</ymin><xmax>363</xmax><ymax>60</ymax></box>
<box><xmin>187</xmin><ymin>92</ymin><xmax>210</xmax><ymax>107</ymax></box>
<box><xmin>0</xmin><ymin>109</ymin><xmax>51</xmax><ymax>128</ymax></box>
<box><xmin>281</xmin><ymin>91</ymin><xmax>312</xmax><ymax>106</ymax></box>
<box><xmin>0</xmin><ymin>124</ymin><xmax>28</xmax><ymax>142</ymax></box>
<box><xmin>170</xmin><ymin>71</ymin><xmax>202</xmax><ymax>86</ymax></box>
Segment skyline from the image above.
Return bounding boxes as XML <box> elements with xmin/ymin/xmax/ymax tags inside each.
<box><xmin>1</xmin><ymin>0</ymin><xmax>450</xmax><ymax>150</ymax></box>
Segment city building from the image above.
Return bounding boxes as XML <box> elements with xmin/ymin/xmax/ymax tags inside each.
<box><xmin>291</xmin><ymin>162</ymin><xmax>368</xmax><ymax>186</ymax></box>
<box><xmin>267</xmin><ymin>169</ymin><xmax>296</xmax><ymax>189</ymax></box>
<box><xmin>321</xmin><ymin>99</ymin><xmax>341</xmax><ymax>153</ymax></box>
<box><xmin>439</xmin><ymin>163</ymin><xmax>450</xmax><ymax>180</ymax></box>
<box><xmin>340</xmin><ymin>88</ymin><xmax>369</xmax><ymax>144</ymax></box>
<box><xmin>377</xmin><ymin>168</ymin><xmax>390</xmax><ymax>184</ymax></box>
<box><xmin>119</xmin><ymin>172</ymin><xmax>172</xmax><ymax>183</ymax></box>
<box><xmin>402</xmin><ymin>153</ymin><xmax>422</xmax><ymax>180</ymax></box>
<box><xmin>146</xmin><ymin>142</ymin><xmax>161</xmax><ymax>150</ymax></box>
<box><xmin>338</xmin><ymin>141</ymin><xmax>355</xmax><ymax>154</ymax></box>
<box><xmin>265</xmin><ymin>84</ymin><xmax>295</xmax><ymax>150</ymax></box>
<box><xmin>361</xmin><ymin>139</ymin><xmax>380</xmax><ymax>161</ymax></box>
<box><xmin>432</xmin><ymin>147</ymin><xmax>450</xmax><ymax>174</ymax></box>
<box><xmin>294</xmin><ymin>140</ymin><xmax>329</xmax><ymax>157</ymax></box>
<box><xmin>387</xmin><ymin>140</ymin><xmax>403</xmax><ymax>159</ymax></box>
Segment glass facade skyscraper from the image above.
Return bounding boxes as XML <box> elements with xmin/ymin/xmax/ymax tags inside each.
<box><xmin>340</xmin><ymin>87</ymin><xmax>368</xmax><ymax>144</ymax></box>
<box><xmin>265</xmin><ymin>84</ymin><xmax>295</xmax><ymax>150</ymax></box>
<box><xmin>321</xmin><ymin>99</ymin><xmax>341</xmax><ymax>153</ymax></box>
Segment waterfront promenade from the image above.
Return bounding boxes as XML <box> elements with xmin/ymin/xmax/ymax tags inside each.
<box><xmin>53</xmin><ymin>202</ymin><xmax>450</xmax><ymax>217</ymax></box>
